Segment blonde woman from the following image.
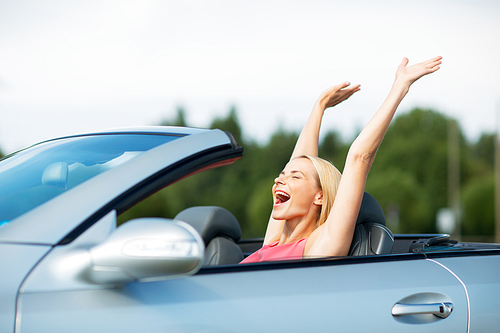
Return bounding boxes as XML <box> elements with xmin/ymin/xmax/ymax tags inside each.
<box><xmin>241</xmin><ymin>56</ymin><xmax>442</xmax><ymax>263</ymax></box>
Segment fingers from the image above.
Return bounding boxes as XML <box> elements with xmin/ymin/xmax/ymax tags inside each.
<box><xmin>404</xmin><ymin>56</ymin><xmax>443</xmax><ymax>72</ymax></box>
<box><xmin>332</xmin><ymin>81</ymin><xmax>351</xmax><ymax>91</ymax></box>
<box><xmin>409</xmin><ymin>56</ymin><xmax>442</xmax><ymax>65</ymax></box>
<box><xmin>418</xmin><ymin>56</ymin><xmax>442</xmax><ymax>69</ymax></box>
<box><xmin>325</xmin><ymin>82</ymin><xmax>360</xmax><ymax>95</ymax></box>
<box><xmin>425</xmin><ymin>56</ymin><xmax>442</xmax><ymax>64</ymax></box>
<box><xmin>428</xmin><ymin>64</ymin><xmax>441</xmax><ymax>73</ymax></box>
<box><xmin>350</xmin><ymin>84</ymin><xmax>361</xmax><ymax>92</ymax></box>
<box><xmin>422</xmin><ymin>56</ymin><xmax>442</xmax><ymax>75</ymax></box>
<box><xmin>426</xmin><ymin>56</ymin><xmax>442</xmax><ymax>66</ymax></box>
<box><xmin>338</xmin><ymin>81</ymin><xmax>361</xmax><ymax>92</ymax></box>
<box><xmin>401</xmin><ymin>56</ymin><xmax>442</xmax><ymax>71</ymax></box>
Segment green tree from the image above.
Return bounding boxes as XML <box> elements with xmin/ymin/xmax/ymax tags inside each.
<box><xmin>116</xmin><ymin>104</ymin><xmax>497</xmax><ymax>240</ymax></box>
<box><xmin>461</xmin><ymin>173</ymin><xmax>494</xmax><ymax>237</ymax></box>
<box><xmin>470</xmin><ymin>133</ymin><xmax>495</xmax><ymax>169</ymax></box>
<box><xmin>319</xmin><ymin>130</ymin><xmax>349</xmax><ymax>171</ymax></box>
<box><xmin>366</xmin><ymin>108</ymin><xmax>456</xmax><ymax>233</ymax></box>
<box><xmin>460</xmin><ymin>133</ymin><xmax>495</xmax><ymax>238</ymax></box>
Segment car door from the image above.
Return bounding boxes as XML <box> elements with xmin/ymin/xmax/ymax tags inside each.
<box><xmin>428</xmin><ymin>253</ymin><xmax>500</xmax><ymax>332</ymax></box>
<box><xmin>18</xmin><ymin>253</ymin><xmax>467</xmax><ymax>332</ymax></box>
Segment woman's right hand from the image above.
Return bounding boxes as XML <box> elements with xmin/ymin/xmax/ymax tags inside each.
<box><xmin>316</xmin><ymin>81</ymin><xmax>361</xmax><ymax>111</ymax></box>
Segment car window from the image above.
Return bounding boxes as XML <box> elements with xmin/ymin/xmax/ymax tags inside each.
<box><xmin>117</xmin><ymin>166</ymin><xmax>218</xmax><ymax>226</ymax></box>
<box><xmin>0</xmin><ymin>134</ymin><xmax>180</xmax><ymax>225</ymax></box>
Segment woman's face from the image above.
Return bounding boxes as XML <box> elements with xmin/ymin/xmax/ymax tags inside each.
<box><xmin>271</xmin><ymin>157</ymin><xmax>322</xmax><ymax>222</ymax></box>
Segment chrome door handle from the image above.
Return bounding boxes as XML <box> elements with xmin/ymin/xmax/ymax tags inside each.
<box><xmin>392</xmin><ymin>302</ymin><xmax>453</xmax><ymax>319</ymax></box>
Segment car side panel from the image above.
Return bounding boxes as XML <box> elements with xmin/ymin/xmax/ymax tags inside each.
<box><xmin>0</xmin><ymin>244</ymin><xmax>50</xmax><ymax>333</ymax></box>
<box><xmin>18</xmin><ymin>258</ymin><xmax>467</xmax><ymax>332</ymax></box>
<box><xmin>431</xmin><ymin>255</ymin><xmax>500</xmax><ymax>331</ymax></box>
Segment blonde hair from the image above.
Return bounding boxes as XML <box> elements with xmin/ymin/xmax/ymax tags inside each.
<box><xmin>296</xmin><ymin>155</ymin><xmax>342</xmax><ymax>227</ymax></box>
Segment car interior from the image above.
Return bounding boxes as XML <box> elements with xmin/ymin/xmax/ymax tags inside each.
<box><xmin>174</xmin><ymin>206</ymin><xmax>244</xmax><ymax>265</ymax></box>
<box><xmin>174</xmin><ymin>192</ymin><xmax>398</xmax><ymax>266</ymax></box>
<box><xmin>119</xmin><ymin>185</ymin><xmax>497</xmax><ymax>267</ymax></box>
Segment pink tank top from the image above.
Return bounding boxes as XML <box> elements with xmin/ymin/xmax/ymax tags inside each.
<box><xmin>239</xmin><ymin>238</ymin><xmax>307</xmax><ymax>264</ymax></box>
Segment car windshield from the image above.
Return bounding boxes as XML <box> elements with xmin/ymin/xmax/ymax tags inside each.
<box><xmin>0</xmin><ymin>134</ymin><xmax>180</xmax><ymax>225</ymax></box>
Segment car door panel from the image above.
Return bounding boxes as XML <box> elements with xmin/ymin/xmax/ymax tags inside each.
<box><xmin>431</xmin><ymin>255</ymin><xmax>500</xmax><ymax>331</ymax></box>
<box><xmin>18</xmin><ymin>257</ymin><xmax>467</xmax><ymax>332</ymax></box>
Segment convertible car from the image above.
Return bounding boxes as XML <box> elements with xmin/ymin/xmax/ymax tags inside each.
<box><xmin>1</xmin><ymin>126</ymin><xmax>499</xmax><ymax>332</ymax></box>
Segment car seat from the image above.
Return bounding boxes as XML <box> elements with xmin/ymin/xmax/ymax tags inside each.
<box><xmin>175</xmin><ymin>206</ymin><xmax>244</xmax><ymax>266</ymax></box>
<box><xmin>348</xmin><ymin>192</ymin><xmax>394</xmax><ymax>256</ymax></box>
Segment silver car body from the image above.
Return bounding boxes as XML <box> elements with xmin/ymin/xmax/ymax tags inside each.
<box><xmin>1</xmin><ymin>126</ymin><xmax>499</xmax><ymax>332</ymax></box>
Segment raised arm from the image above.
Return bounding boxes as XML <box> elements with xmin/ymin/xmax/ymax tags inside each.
<box><xmin>306</xmin><ymin>56</ymin><xmax>442</xmax><ymax>257</ymax></box>
<box><xmin>291</xmin><ymin>82</ymin><xmax>361</xmax><ymax>159</ymax></box>
<box><xmin>347</xmin><ymin>57</ymin><xmax>442</xmax><ymax>169</ymax></box>
<box><xmin>263</xmin><ymin>82</ymin><xmax>360</xmax><ymax>245</ymax></box>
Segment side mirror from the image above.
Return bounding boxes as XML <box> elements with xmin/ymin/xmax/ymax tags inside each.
<box><xmin>87</xmin><ymin>218</ymin><xmax>204</xmax><ymax>285</ymax></box>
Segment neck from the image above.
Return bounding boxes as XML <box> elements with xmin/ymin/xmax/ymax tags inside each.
<box><xmin>279</xmin><ymin>215</ymin><xmax>317</xmax><ymax>245</ymax></box>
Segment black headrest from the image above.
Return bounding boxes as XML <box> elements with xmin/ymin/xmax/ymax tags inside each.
<box><xmin>355</xmin><ymin>192</ymin><xmax>386</xmax><ymax>226</ymax></box>
<box><xmin>174</xmin><ymin>206</ymin><xmax>242</xmax><ymax>245</ymax></box>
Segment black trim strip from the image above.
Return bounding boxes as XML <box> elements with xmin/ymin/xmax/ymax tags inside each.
<box><xmin>395</xmin><ymin>233</ymin><xmax>451</xmax><ymax>239</ymax></box>
<box><xmin>197</xmin><ymin>248</ymin><xmax>500</xmax><ymax>275</ymax></box>
<box><xmin>196</xmin><ymin>252</ymin><xmax>429</xmax><ymax>275</ymax></box>
<box><xmin>424</xmin><ymin>248</ymin><xmax>500</xmax><ymax>259</ymax></box>
<box><xmin>57</xmin><ymin>144</ymin><xmax>243</xmax><ymax>245</ymax></box>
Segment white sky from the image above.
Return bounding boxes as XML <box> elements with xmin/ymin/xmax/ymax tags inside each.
<box><xmin>1</xmin><ymin>0</ymin><xmax>499</xmax><ymax>153</ymax></box>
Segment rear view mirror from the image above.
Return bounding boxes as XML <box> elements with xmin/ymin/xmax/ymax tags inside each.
<box><xmin>87</xmin><ymin>218</ymin><xmax>204</xmax><ymax>285</ymax></box>
<box><xmin>42</xmin><ymin>162</ymin><xmax>69</xmax><ymax>190</ymax></box>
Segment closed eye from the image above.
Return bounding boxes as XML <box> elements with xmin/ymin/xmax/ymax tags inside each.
<box><xmin>290</xmin><ymin>170</ymin><xmax>304</xmax><ymax>179</ymax></box>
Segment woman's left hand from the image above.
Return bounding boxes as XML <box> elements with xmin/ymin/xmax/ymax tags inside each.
<box><xmin>395</xmin><ymin>56</ymin><xmax>442</xmax><ymax>87</ymax></box>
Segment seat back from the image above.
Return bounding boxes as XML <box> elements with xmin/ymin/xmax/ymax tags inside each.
<box><xmin>348</xmin><ymin>192</ymin><xmax>394</xmax><ymax>256</ymax></box>
<box><xmin>175</xmin><ymin>206</ymin><xmax>243</xmax><ymax>266</ymax></box>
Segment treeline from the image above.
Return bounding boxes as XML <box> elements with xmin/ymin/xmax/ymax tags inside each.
<box><xmin>118</xmin><ymin>106</ymin><xmax>496</xmax><ymax>240</ymax></box>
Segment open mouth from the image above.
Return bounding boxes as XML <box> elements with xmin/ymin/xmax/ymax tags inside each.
<box><xmin>274</xmin><ymin>190</ymin><xmax>290</xmax><ymax>205</ymax></box>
